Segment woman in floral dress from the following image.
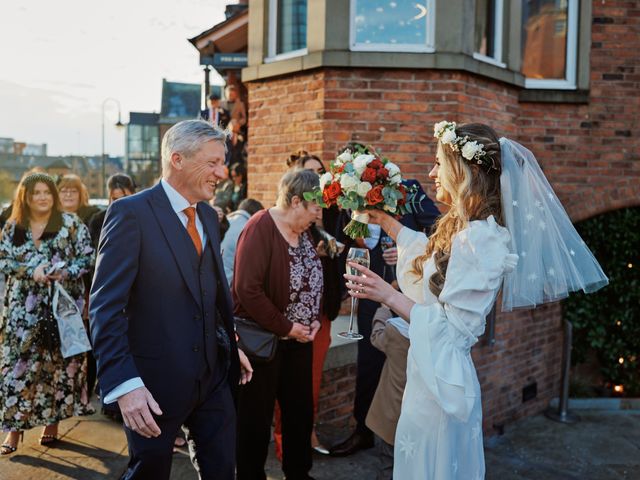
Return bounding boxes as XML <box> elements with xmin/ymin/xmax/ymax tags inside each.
<box><xmin>0</xmin><ymin>173</ymin><xmax>95</xmax><ymax>455</ymax></box>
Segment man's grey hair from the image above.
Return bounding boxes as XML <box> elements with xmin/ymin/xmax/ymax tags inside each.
<box><xmin>161</xmin><ymin>120</ymin><xmax>227</xmax><ymax>174</ymax></box>
<box><xmin>276</xmin><ymin>168</ymin><xmax>320</xmax><ymax>208</ymax></box>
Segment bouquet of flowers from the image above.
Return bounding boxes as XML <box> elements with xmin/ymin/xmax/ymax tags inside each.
<box><xmin>304</xmin><ymin>146</ymin><xmax>419</xmax><ymax>239</ymax></box>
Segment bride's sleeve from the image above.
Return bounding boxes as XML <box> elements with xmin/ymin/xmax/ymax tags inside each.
<box><xmin>396</xmin><ymin>226</ymin><xmax>428</xmax><ymax>301</ymax></box>
<box><xmin>407</xmin><ymin>217</ymin><xmax>518</xmax><ymax>422</ymax></box>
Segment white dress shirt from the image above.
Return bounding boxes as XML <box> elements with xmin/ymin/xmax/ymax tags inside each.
<box><xmin>103</xmin><ymin>179</ymin><xmax>208</xmax><ymax>404</ymax></box>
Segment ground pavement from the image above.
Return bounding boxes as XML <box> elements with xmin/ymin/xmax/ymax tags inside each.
<box><xmin>1</xmin><ymin>409</ymin><xmax>639</xmax><ymax>479</ymax></box>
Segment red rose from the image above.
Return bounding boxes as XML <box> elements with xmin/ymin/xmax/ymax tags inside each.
<box><xmin>323</xmin><ymin>182</ymin><xmax>342</xmax><ymax>206</ymax></box>
<box><xmin>365</xmin><ymin>184</ymin><xmax>385</xmax><ymax>206</ymax></box>
<box><xmin>361</xmin><ymin>167</ymin><xmax>378</xmax><ymax>183</ymax></box>
<box><xmin>369</xmin><ymin>159</ymin><xmax>384</xmax><ymax>170</ymax></box>
<box><xmin>334</xmin><ymin>164</ymin><xmax>345</xmax><ymax>174</ymax></box>
<box><xmin>397</xmin><ymin>184</ymin><xmax>407</xmax><ymax>206</ymax></box>
<box><xmin>377</xmin><ymin>167</ymin><xmax>389</xmax><ymax>180</ymax></box>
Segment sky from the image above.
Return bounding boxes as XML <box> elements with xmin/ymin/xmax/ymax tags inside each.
<box><xmin>0</xmin><ymin>0</ymin><xmax>230</xmax><ymax>157</ymax></box>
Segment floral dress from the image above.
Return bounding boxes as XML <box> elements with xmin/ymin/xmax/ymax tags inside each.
<box><xmin>0</xmin><ymin>213</ymin><xmax>95</xmax><ymax>430</ymax></box>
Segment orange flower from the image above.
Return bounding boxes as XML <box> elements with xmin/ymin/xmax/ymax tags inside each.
<box><xmin>361</xmin><ymin>167</ymin><xmax>378</xmax><ymax>183</ymax></box>
<box><xmin>365</xmin><ymin>184</ymin><xmax>384</xmax><ymax>206</ymax></box>
<box><xmin>323</xmin><ymin>182</ymin><xmax>342</xmax><ymax>206</ymax></box>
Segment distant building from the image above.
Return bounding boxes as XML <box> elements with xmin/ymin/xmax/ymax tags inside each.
<box><xmin>125</xmin><ymin>112</ymin><xmax>161</xmax><ymax>189</ymax></box>
<box><xmin>0</xmin><ymin>140</ymin><xmax>122</xmax><ymax>199</ymax></box>
<box><xmin>159</xmin><ymin>78</ymin><xmax>201</xmax><ymax>139</ymax></box>
<box><xmin>0</xmin><ymin>138</ymin><xmax>47</xmax><ymax>156</ymax></box>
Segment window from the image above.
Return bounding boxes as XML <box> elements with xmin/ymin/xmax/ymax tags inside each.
<box><xmin>521</xmin><ymin>0</ymin><xmax>578</xmax><ymax>89</ymax></box>
<box><xmin>473</xmin><ymin>0</ymin><xmax>505</xmax><ymax>67</ymax></box>
<box><xmin>267</xmin><ymin>0</ymin><xmax>307</xmax><ymax>61</ymax></box>
<box><xmin>350</xmin><ymin>0</ymin><xmax>435</xmax><ymax>52</ymax></box>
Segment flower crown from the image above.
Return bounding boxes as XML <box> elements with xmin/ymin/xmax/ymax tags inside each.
<box><xmin>433</xmin><ymin>121</ymin><xmax>498</xmax><ymax>172</ymax></box>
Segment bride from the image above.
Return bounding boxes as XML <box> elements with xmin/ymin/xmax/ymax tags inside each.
<box><xmin>344</xmin><ymin>121</ymin><xmax>608</xmax><ymax>479</ymax></box>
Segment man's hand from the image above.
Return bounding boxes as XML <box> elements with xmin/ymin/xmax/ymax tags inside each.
<box><xmin>117</xmin><ymin>387</ymin><xmax>163</xmax><ymax>438</ymax></box>
<box><xmin>382</xmin><ymin>246</ymin><xmax>398</xmax><ymax>266</ymax></box>
<box><xmin>238</xmin><ymin>349</ymin><xmax>253</xmax><ymax>385</ymax></box>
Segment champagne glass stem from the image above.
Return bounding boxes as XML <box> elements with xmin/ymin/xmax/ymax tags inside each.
<box><xmin>347</xmin><ymin>296</ymin><xmax>358</xmax><ymax>335</ymax></box>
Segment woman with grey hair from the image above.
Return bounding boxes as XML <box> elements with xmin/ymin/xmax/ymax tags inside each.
<box><xmin>233</xmin><ymin>168</ymin><xmax>324</xmax><ymax>480</ymax></box>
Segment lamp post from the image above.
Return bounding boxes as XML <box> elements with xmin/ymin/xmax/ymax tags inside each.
<box><xmin>101</xmin><ymin>98</ymin><xmax>124</xmax><ymax>198</ymax></box>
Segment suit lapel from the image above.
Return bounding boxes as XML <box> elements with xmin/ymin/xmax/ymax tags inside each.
<box><xmin>198</xmin><ymin>203</ymin><xmax>234</xmax><ymax>324</ymax></box>
<box><xmin>148</xmin><ymin>184</ymin><xmax>201</xmax><ymax>305</ymax></box>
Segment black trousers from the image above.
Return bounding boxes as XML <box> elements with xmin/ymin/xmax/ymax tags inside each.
<box><xmin>355</xmin><ymin>297</ymin><xmax>387</xmax><ymax>434</ymax></box>
<box><xmin>120</xmin><ymin>364</ymin><xmax>235</xmax><ymax>480</ymax></box>
<box><xmin>237</xmin><ymin>339</ymin><xmax>313</xmax><ymax>480</ymax></box>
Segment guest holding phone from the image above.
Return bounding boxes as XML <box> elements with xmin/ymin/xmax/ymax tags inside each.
<box><xmin>0</xmin><ymin>173</ymin><xmax>95</xmax><ymax>455</ymax></box>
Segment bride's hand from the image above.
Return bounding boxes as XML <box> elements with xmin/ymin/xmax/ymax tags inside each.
<box><xmin>358</xmin><ymin>209</ymin><xmax>386</xmax><ymax>225</ymax></box>
<box><xmin>344</xmin><ymin>261</ymin><xmax>395</xmax><ymax>305</ymax></box>
<box><xmin>356</xmin><ymin>210</ymin><xmax>403</xmax><ymax>240</ymax></box>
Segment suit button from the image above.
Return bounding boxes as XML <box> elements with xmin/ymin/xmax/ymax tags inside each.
<box><xmin>192</xmin><ymin>346</ymin><xmax>199</xmax><ymax>352</ymax></box>
<box><xmin>193</xmin><ymin>314</ymin><xmax>201</xmax><ymax>320</ymax></box>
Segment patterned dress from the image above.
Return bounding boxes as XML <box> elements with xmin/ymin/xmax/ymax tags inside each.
<box><xmin>0</xmin><ymin>212</ymin><xmax>95</xmax><ymax>430</ymax></box>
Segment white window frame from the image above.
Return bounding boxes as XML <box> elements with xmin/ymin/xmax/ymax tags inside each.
<box><xmin>349</xmin><ymin>0</ymin><xmax>435</xmax><ymax>53</ymax></box>
<box><xmin>473</xmin><ymin>0</ymin><xmax>506</xmax><ymax>68</ymax></box>
<box><xmin>524</xmin><ymin>0</ymin><xmax>578</xmax><ymax>90</ymax></box>
<box><xmin>266</xmin><ymin>0</ymin><xmax>308</xmax><ymax>63</ymax></box>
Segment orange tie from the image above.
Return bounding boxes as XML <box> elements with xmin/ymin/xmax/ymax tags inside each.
<box><xmin>183</xmin><ymin>207</ymin><xmax>202</xmax><ymax>256</ymax></box>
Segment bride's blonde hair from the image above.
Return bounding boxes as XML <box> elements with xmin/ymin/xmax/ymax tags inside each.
<box><xmin>413</xmin><ymin>123</ymin><xmax>503</xmax><ymax>297</ymax></box>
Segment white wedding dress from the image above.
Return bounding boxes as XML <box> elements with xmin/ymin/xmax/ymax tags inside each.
<box><xmin>393</xmin><ymin>216</ymin><xmax>518</xmax><ymax>479</ymax></box>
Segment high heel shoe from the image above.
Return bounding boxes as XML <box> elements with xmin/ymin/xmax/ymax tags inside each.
<box><xmin>40</xmin><ymin>424</ymin><xmax>59</xmax><ymax>446</ymax></box>
<box><xmin>1</xmin><ymin>431</ymin><xmax>24</xmax><ymax>455</ymax></box>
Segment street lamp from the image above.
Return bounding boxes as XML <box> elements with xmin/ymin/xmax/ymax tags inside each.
<box><xmin>101</xmin><ymin>98</ymin><xmax>124</xmax><ymax>198</ymax></box>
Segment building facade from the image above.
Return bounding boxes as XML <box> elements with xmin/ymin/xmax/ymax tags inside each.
<box><xmin>241</xmin><ymin>0</ymin><xmax>640</xmax><ymax>435</ymax></box>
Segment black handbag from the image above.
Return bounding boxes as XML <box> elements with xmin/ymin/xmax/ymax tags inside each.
<box><xmin>234</xmin><ymin>317</ymin><xmax>278</xmax><ymax>363</ymax></box>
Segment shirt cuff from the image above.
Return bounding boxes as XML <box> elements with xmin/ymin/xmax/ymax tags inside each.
<box><xmin>103</xmin><ymin>377</ymin><xmax>145</xmax><ymax>404</ymax></box>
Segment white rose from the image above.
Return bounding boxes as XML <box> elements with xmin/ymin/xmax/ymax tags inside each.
<box><xmin>356</xmin><ymin>181</ymin><xmax>372</xmax><ymax>197</ymax></box>
<box><xmin>434</xmin><ymin>121</ymin><xmax>448</xmax><ymax>137</ymax></box>
<box><xmin>385</xmin><ymin>161</ymin><xmax>400</xmax><ymax>176</ymax></box>
<box><xmin>340</xmin><ymin>174</ymin><xmax>359</xmax><ymax>192</ymax></box>
<box><xmin>336</xmin><ymin>150</ymin><xmax>353</xmax><ymax>164</ymax></box>
<box><xmin>389</xmin><ymin>173</ymin><xmax>401</xmax><ymax>185</ymax></box>
<box><xmin>461</xmin><ymin>141</ymin><xmax>480</xmax><ymax>160</ymax></box>
<box><xmin>440</xmin><ymin>128</ymin><xmax>457</xmax><ymax>145</ymax></box>
<box><xmin>319</xmin><ymin>172</ymin><xmax>333</xmax><ymax>191</ymax></box>
<box><xmin>353</xmin><ymin>154</ymin><xmax>375</xmax><ymax>175</ymax></box>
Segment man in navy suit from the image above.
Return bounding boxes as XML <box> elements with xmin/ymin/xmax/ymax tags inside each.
<box><xmin>90</xmin><ymin>120</ymin><xmax>250</xmax><ymax>479</ymax></box>
<box><xmin>330</xmin><ymin>178</ymin><xmax>440</xmax><ymax>457</ymax></box>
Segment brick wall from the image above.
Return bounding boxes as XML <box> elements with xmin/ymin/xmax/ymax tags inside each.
<box><xmin>245</xmin><ymin>1</ymin><xmax>640</xmax><ymax>435</ymax></box>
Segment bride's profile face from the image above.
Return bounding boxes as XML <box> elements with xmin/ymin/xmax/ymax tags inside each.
<box><xmin>429</xmin><ymin>143</ymin><xmax>454</xmax><ymax>205</ymax></box>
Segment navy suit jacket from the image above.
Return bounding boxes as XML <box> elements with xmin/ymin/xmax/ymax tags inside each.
<box><xmin>89</xmin><ymin>183</ymin><xmax>239</xmax><ymax>414</ymax></box>
<box><xmin>370</xmin><ymin>179</ymin><xmax>440</xmax><ymax>280</ymax></box>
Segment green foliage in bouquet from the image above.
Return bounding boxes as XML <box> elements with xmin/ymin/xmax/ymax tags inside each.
<box><xmin>564</xmin><ymin>207</ymin><xmax>640</xmax><ymax>395</ymax></box>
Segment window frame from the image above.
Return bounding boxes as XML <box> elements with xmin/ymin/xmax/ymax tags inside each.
<box><xmin>523</xmin><ymin>0</ymin><xmax>579</xmax><ymax>90</ymax></box>
<box><xmin>266</xmin><ymin>0</ymin><xmax>308</xmax><ymax>63</ymax></box>
<box><xmin>473</xmin><ymin>0</ymin><xmax>506</xmax><ymax>68</ymax></box>
<box><xmin>349</xmin><ymin>0</ymin><xmax>435</xmax><ymax>53</ymax></box>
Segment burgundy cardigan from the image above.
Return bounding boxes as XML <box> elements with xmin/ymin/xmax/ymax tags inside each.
<box><xmin>232</xmin><ymin>209</ymin><xmax>312</xmax><ymax>337</ymax></box>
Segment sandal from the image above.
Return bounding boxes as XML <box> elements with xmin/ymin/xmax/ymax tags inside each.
<box><xmin>1</xmin><ymin>431</ymin><xmax>24</xmax><ymax>455</ymax></box>
<box><xmin>40</xmin><ymin>424</ymin><xmax>59</xmax><ymax>446</ymax></box>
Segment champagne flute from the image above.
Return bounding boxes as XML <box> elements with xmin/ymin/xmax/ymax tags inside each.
<box><xmin>380</xmin><ymin>235</ymin><xmax>396</xmax><ymax>282</ymax></box>
<box><xmin>340</xmin><ymin>247</ymin><xmax>370</xmax><ymax>340</ymax></box>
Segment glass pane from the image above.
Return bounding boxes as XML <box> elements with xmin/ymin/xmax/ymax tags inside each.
<box><xmin>521</xmin><ymin>0</ymin><xmax>568</xmax><ymax>79</ymax></box>
<box><xmin>277</xmin><ymin>0</ymin><xmax>307</xmax><ymax>54</ymax></box>
<box><xmin>353</xmin><ymin>0</ymin><xmax>429</xmax><ymax>46</ymax></box>
<box><xmin>475</xmin><ymin>0</ymin><xmax>496</xmax><ymax>57</ymax></box>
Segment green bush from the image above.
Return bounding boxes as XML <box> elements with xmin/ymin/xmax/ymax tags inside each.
<box><xmin>564</xmin><ymin>207</ymin><xmax>640</xmax><ymax>395</ymax></box>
